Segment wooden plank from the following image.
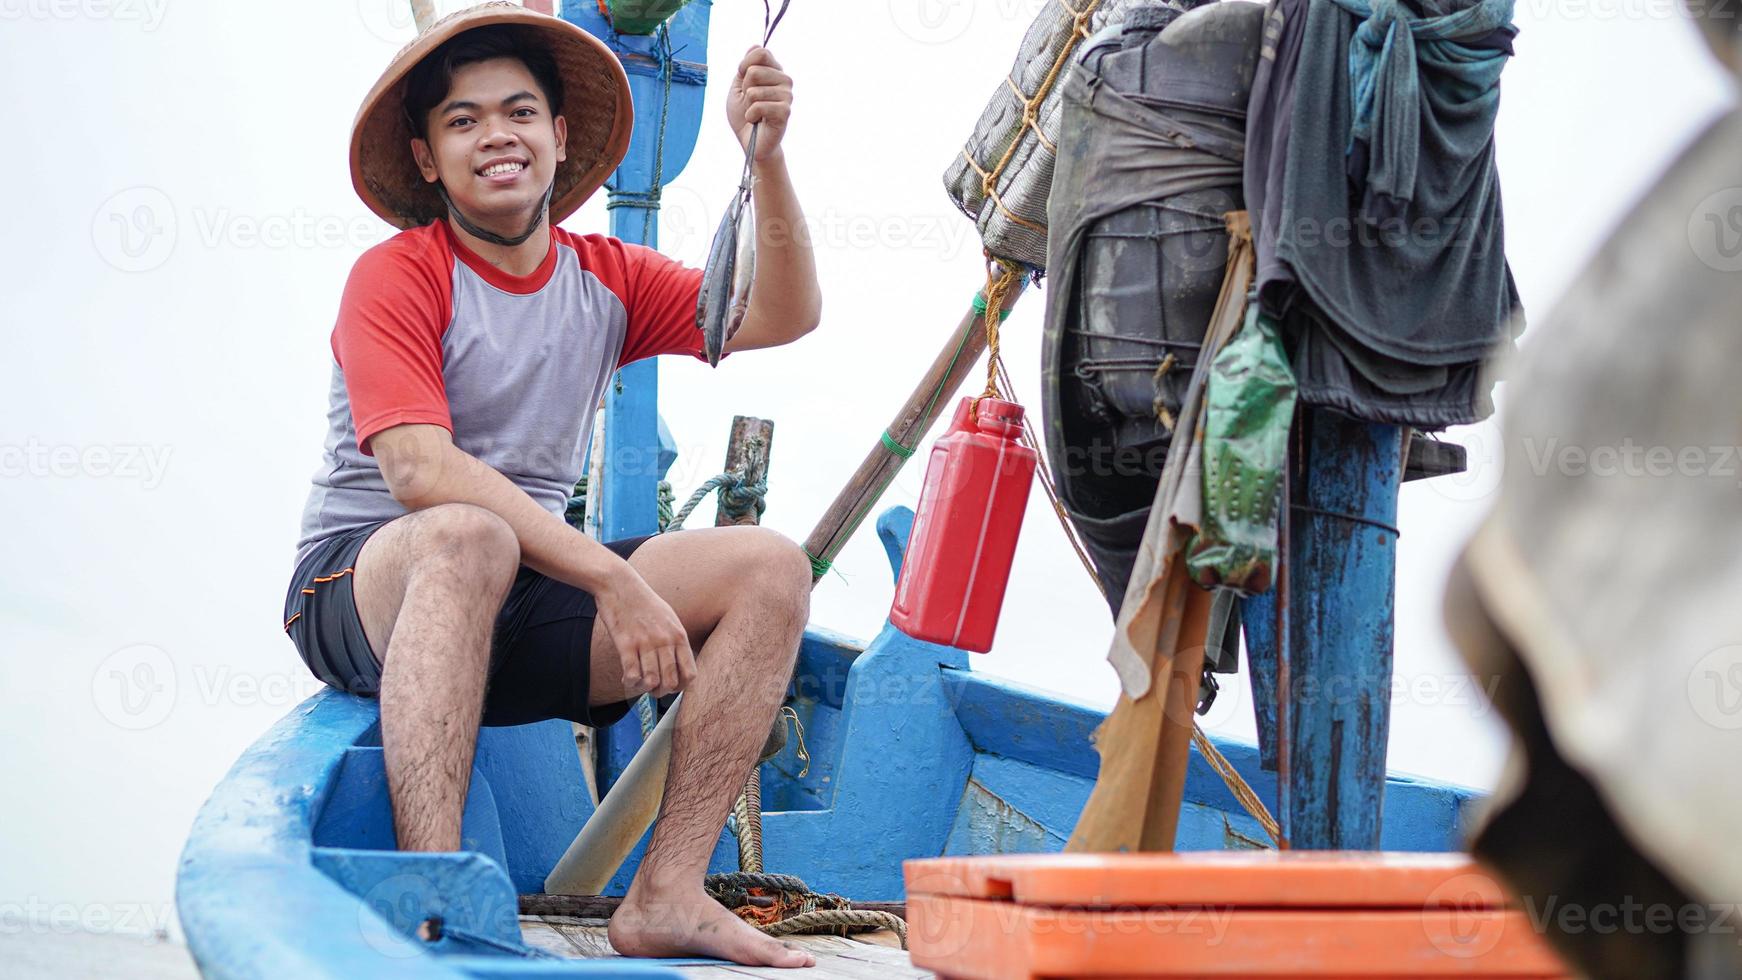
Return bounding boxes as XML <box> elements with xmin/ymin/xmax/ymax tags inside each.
<box><xmin>693</xmin><ymin>934</ymin><xmax>926</xmax><ymax>980</ymax></box>
<box><xmin>518</xmin><ymin>915</ymin><xmax>927</xmax><ymax>978</ymax></box>
<box><xmin>522</xmin><ymin>893</ymin><xmax>907</xmax><ymax>920</ymax></box>
<box><xmin>906</xmin><ymin>893</ymin><xmax>1570</xmax><ymax>978</ymax></box>
<box><xmin>519</xmin><ymin>916</ymin><xmax>614</xmax><ymax>958</ymax></box>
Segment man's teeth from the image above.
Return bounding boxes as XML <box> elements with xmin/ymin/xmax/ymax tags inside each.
<box><xmin>481</xmin><ymin>162</ymin><xmax>525</xmax><ymax>176</ymax></box>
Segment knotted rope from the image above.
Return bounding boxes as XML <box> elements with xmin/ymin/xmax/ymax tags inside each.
<box><xmin>975</xmin><ymin>255</ymin><xmax>1025</xmax><ymax>405</ymax></box>
<box><xmin>704</xmin><ymin>872</ymin><xmax>908</xmax><ymax>948</ymax></box>
<box><xmin>712</xmin><ymin>710</ymin><xmax>907</xmax><ymax>944</ymax></box>
<box><xmin>664</xmin><ymin>469</ymin><xmax>768</xmax><ymax>532</ymax></box>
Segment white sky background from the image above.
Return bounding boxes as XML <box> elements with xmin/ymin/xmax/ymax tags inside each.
<box><xmin>0</xmin><ymin>0</ymin><xmax>1733</xmax><ymax>945</ymax></box>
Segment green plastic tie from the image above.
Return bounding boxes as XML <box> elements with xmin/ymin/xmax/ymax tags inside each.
<box><xmin>803</xmin><ymin>548</ymin><xmax>832</xmax><ymax>579</ymax></box>
<box><xmin>971</xmin><ymin>293</ymin><xmax>1014</xmax><ymax>322</ymax></box>
<box><xmin>879</xmin><ymin>431</ymin><xmax>916</xmax><ymax>459</ymax></box>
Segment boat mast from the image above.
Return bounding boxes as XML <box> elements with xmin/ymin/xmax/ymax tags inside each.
<box><xmin>564</xmin><ymin>1</ymin><xmax>713</xmax><ymax>542</ymax></box>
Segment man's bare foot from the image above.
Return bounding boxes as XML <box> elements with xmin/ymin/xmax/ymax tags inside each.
<box><xmin>609</xmin><ymin>880</ymin><xmax>816</xmax><ymax>968</ymax></box>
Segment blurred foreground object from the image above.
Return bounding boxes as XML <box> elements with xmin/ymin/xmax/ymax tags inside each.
<box><xmin>1447</xmin><ymin>13</ymin><xmax>1742</xmax><ymax>978</ymax></box>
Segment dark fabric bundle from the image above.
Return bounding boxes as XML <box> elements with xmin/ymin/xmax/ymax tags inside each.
<box><xmin>1245</xmin><ymin>0</ymin><xmax>1524</xmax><ymax>428</ymax></box>
<box><xmin>1042</xmin><ymin>4</ymin><xmax>1262</xmax><ymax>611</ymax></box>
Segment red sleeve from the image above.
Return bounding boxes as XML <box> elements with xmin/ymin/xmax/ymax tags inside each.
<box><xmin>330</xmin><ymin>233</ymin><xmax>454</xmax><ymax>456</ymax></box>
<box><xmin>611</xmin><ymin>240</ymin><xmax>711</xmax><ymax>367</ymax></box>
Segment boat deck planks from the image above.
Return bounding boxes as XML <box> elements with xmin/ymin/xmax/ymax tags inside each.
<box><xmin>518</xmin><ymin>916</ymin><xmax>930</xmax><ymax>979</ymax></box>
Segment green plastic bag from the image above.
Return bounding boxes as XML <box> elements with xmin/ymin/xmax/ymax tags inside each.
<box><xmin>1186</xmin><ymin>299</ymin><xmax>1297</xmax><ymax>594</ymax></box>
<box><xmin>607</xmin><ymin>0</ymin><xmax>689</xmax><ymax>34</ymax></box>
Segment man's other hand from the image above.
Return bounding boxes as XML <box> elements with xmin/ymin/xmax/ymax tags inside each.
<box><xmin>596</xmin><ymin>564</ymin><xmax>697</xmax><ymax>699</ymax></box>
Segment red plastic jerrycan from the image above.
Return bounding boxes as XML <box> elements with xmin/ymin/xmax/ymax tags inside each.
<box><xmin>889</xmin><ymin>396</ymin><xmax>1038</xmax><ymax>653</ymax></box>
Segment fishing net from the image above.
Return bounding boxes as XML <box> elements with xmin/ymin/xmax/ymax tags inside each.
<box><xmin>942</xmin><ymin>0</ymin><xmax>1143</xmax><ymax>268</ymax></box>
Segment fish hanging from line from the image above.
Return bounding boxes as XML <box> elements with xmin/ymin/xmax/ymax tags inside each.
<box><xmin>696</xmin><ymin>0</ymin><xmax>789</xmax><ymax>367</ymax></box>
<box><xmin>699</xmin><ymin>190</ymin><xmax>747</xmax><ymax>366</ymax></box>
<box><xmin>726</xmin><ymin>197</ymin><xmax>757</xmax><ymax>339</ymax></box>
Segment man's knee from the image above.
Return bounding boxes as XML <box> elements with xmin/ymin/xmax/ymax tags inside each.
<box><xmin>411</xmin><ymin>503</ymin><xmax>520</xmax><ymax>584</ymax></box>
<box><xmin>736</xmin><ymin>527</ymin><xmax>811</xmax><ymax>623</ymax></box>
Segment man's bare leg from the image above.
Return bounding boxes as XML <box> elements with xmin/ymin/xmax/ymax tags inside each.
<box><xmin>602</xmin><ymin>527</ymin><xmax>817</xmax><ymax>968</ymax></box>
<box><xmin>350</xmin><ymin>503</ymin><xmax>521</xmax><ymax>851</ymax></box>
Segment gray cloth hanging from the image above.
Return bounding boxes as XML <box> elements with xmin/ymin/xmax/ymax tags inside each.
<box><xmin>1244</xmin><ymin>0</ymin><xmax>1524</xmax><ymax>427</ymax></box>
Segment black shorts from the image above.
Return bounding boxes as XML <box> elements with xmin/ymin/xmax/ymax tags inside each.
<box><xmin>282</xmin><ymin>521</ymin><xmax>652</xmax><ymax>729</ymax></box>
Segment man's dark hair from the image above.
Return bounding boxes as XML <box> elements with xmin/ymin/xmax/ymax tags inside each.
<box><xmin>402</xmin><ymin>25</ymin><xmax>565</xmax><ymax>140</ymax></box>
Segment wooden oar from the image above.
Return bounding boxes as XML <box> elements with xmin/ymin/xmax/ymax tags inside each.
<box><xmin>1066</xmin><ymin>575</ymin><xmax>1212</xmax><ymax>851</ymax></box>
<box><xmin>545</xmin><ymin>695</ymin><xmax>681</xmax><ymax>895</ymax></box>
<box><xmin>1066</xmin><ymin>214</ymin><xmax>1255</xmax><ymax>853</ymax></box>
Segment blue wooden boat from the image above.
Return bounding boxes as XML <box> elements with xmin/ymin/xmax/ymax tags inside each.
<box><xmin>176</xmin><ymin>503</ymin><xmax>1478</xmax><ymax>978</ymax></box>
<box><xmin>175</xmin><ymin>3</ymin><xmax>1482</xmax><ymax>976</ymax></box>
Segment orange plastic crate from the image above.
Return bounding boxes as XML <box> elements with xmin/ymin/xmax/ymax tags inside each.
<box><xmin>904</xmin><ymin>852</ymin><xmax>1571</xmax><ymax>979</ymax></box>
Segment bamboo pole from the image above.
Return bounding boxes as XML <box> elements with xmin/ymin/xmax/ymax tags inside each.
<box><xmin>801</xmin><ymin>280</ymin><xmax>1027</xmax><ymax>581</ymax></box>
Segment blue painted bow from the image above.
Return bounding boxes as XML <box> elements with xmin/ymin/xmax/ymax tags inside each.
<box><xmin>1327</xmin><ymin>0</ymin><xmax>1515</xmax><ymax>217</ymax></box>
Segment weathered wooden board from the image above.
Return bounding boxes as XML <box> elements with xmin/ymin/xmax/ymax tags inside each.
<box><xmin>518</xmin><ymin>916</ymin><xmax>928</xmax><ymax>979</ymax></box>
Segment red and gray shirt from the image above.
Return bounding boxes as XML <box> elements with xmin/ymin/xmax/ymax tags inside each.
<box><xmin>296</xmin><ymin>220</ymin><xmax>708</xmax><ymax>565</ymax></box>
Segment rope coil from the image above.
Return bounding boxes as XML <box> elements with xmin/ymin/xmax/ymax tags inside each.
<box><xmin>664</xmin><ymin>469</ymin><xmax>768</xmax><ymax>532</ymax></box>
<box><xmin>703</xmin><ymin>871</ymin><xmax>909</xmax><ymax>949</ymax></box>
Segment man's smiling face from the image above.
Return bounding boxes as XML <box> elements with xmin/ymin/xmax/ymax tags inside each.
<box><xmin>410</xmin><ymin>56</ymin><xmax>568</xmax><ymax>231</ymax></box>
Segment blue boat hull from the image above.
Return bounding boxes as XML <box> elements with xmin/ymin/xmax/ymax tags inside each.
<box><xmin>177</xmin><ymin>510</ymin><xmax>1480</xmax><ymax>977</ymax></box>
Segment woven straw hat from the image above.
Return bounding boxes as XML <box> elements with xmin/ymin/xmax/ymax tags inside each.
<box><xmin>350</xmin><ymin>2</ymin><xmax>633</xmax><ymax>229</ymax></box>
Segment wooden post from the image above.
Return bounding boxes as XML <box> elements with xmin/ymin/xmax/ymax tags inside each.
<box><xmin>717</xmin><ymin>416</ymin><xmax>773</xmax><ymax>527</ymax></box>
<box><xmin>715</xmin><ymin>416</ymin><xmax>791</xmax><ymax>767</ymax></box>
<box><xmin>1280</xmin><ymin>410</ymin><xmax>1403</xmax><ymax>849</ymax></box>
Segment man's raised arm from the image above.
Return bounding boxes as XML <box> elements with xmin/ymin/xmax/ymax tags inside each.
<box><xmin>721</xmin><ymin>45</ymin><xmax>820</xmax><ymax>354</ymax></box>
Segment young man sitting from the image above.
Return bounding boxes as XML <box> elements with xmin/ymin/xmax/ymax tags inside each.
<box><xmin>282</xmin><ymin>5</ymin><xmax>820</xmax><ymax>968</ymax></box>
